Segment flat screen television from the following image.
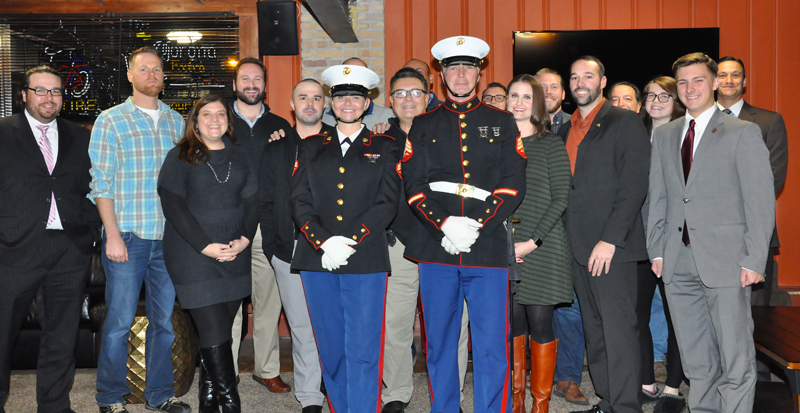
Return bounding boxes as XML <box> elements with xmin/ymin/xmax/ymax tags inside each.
<box><xmin>513</xmin><ymin>28</ymin><xmax>720</xmax><ymax>114</ymax></box>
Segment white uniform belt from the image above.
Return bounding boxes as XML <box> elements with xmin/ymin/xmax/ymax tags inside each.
<box><xmin>429</xmin><ymin>181</ymin><xmax>491</xmax><ymax>201</ymax></box>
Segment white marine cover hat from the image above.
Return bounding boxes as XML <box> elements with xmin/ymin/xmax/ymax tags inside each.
<box><xmin>321</xmin><ymin>65</ymin><xmax>380</xmax><ymax>97</ymax></box>
<box><xmin>431</xmin><ymin>35</ymin><xmax>490</xmax><ymax>67</ymax></box>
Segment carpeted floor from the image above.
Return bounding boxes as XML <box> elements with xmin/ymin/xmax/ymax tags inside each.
<box><xmin>6</xmin><ymin>336</ymin><xmax>790</xmax><ymax>412</ymax></box>
<box><xmin>8</xmin><ymin>368</ymin><xmax>658</xmax><ymax>413</ymax></box>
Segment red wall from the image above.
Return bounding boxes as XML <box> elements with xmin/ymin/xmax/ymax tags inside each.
<box><xmin>384</xmin><ymin>0</ymin><xmax>799</xmax><ymax>288</ymax></box>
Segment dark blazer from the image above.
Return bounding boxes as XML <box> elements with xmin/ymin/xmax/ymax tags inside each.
<box><xmin>0</xmin><ymin>113</ymin><xmax>100</xmax><ymax>267</ymax></box>
<box><xmin>291</xmin><ymin>127</ymin><xmax>402</xmax><ymax>274</ymax></box>
<box><xmin>738</xmin><ymin>101</ymin><xmax>788</xmax><ymax>247</ymax></box>
<box><xmin>557</xmin><ymin>100</ymin><xmax>650</xmax><ymax>265</ymax></box>
<box><xmin>259</xmin><ymin>123</ymin><xmax>336</xmax><ymax>263</ymax></box>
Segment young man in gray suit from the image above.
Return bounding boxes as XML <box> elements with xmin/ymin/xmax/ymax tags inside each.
<box><xmin>647</xmin><ymin>52</ymin><xmax>775</xmax><ymax>413</ymax></box>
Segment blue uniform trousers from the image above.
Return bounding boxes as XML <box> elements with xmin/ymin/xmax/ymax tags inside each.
<box><xmin>418</xmin><ymin>263</ymin><xmax>511</xmax><ymax>413</ymax></box>
<box><xmin>301</xmin><ymin>271</ymin><xmax>388</xmax><ymax>413</ymax></box>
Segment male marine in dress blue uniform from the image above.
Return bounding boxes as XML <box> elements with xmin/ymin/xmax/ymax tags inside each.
<box><xmin>291</xmin><ymin>65</ymin><xmax>402</xmax><ymax>413</ymax></box>
<box><xmin>402</xmin><ymin>36</ymin><xmax>527</xmax><ymax>413</ymax></box>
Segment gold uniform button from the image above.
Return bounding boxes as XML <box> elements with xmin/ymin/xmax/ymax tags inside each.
<box><xmin>486</xmin><ymin>209</ymin><xmax>491</xmax><ymax>213</ymax></box>
<box><xmin>462</xmin><ymin>146</ymin><xmax>468</xmax><ymax>152</ymax></box>
<box><xmin>316</xmin><ymin>240</ymin><xmax>321</xmax><ymax>245</ymax></box>
<box><xmin>336</xmin><ymin>215</ymin><xmax>343</xmax><ymax>221</ymax></box>
<box><xmin>464</xmin><ymin>173</ymin><xmax>471</xmax><ymax>178</ymax></box>
<box><xmin>493</xmin><ymin>200</ymin><xmax>498</xmax><ymax>204</ymax></box>
<box><xmin>304</xmin><ymin>226</ymin><xmax>309</xmax><ymax>230</ymax></box>
<box><xmin>490</xmin><ymin>139</ymin><xmax>494</xmax><ymax>143</ymax></box>
<box><xmin>361</xmin><ymin>228</ymin><xmax>366</xmax><ymax>233</ymax></box>
<box><xmin>463</xmin><ymin>160</ymin><xmax>469</xmax><ymax>166</ymax></box>
<box><xmin>362</xmin><ymin>138</ymin><xmax>368</xmax><ymax>143</ymax></box>
<box><xmin>421</xmin><ymin>204</ymin><xmax>426</xmax><ymax>207</ymax></box>
<box><xmin>459</xmin><ymin>114</ymin><xmax>465</xmax><ymax>119</ymax></box>
<box><xmin>477</xmin><ymin>218</ymin><xmax>483</xmax><ymax>223</ymax></box>
<box><xmin>432</xmin><ymin>139</ymin><xmax>436</xmax><ymax>143</ymax></box>
<box><xmin>337</xmin><ymin>199</ymin><xmax>343</xmax><ymax>205</ymax></box>
<box><xmin>339</xmin><ymin>167</ymin><xmax>345</xmax><ymax>173</ymax></box>
<box><xmin>436</xmin><ymin>219</ymin><xmax>441</xmax><ymax>222</ymax></box>
<box><xmin>310</xmin><ymin>233</ymin><xmax>315</xmax><ymax>237</ymax></box>
<box><xmin>428</xmin><ymin>211</ymin><xmax>433</xmax><ymax>215</ymax></box>
<box><xmin>461</xmin><ymin>122</ymin><xmax>467</xmax><ymax>127</ymax></box>
<box><xmin>461</xmin><ymin>133</ymin><xmax>467</xmax><ymax>139</ymax></box>
<box><xmin>352</xmin><ymin>235</ymin><xmax>358</xmax><ymax>240</ymax></box>
<box><xmin>338</xmin><ymin>183</ymin><xmax>344</xmax><ymax>189</ymax></box>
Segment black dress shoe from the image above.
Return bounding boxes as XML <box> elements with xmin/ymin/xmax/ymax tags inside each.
<box><xmin>381</xmin><ymin>401</ymin><xmax>407</xmax><ymax>413</ymax></box>
<box><xmin>571</xmin><ymin>405</ymin><xmax>609</xmax><ymax>413</ymax></box>
<box><xmin>654</xmin><ymin>392</ymin><xmax>687</xmax><ymax>413</ymax></box>
<box><xmin>301</xmin><ymin>406</ymin><xmax>323</xmax><ymax>413</ymax></box>
<box><xmin>641</xmin><ymin>386</ymin><xmax>662</xmax><ymax>405</ymax></box>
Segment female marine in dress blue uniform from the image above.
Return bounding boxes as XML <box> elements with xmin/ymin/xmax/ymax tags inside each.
<box><xmin>291</xmin><ymin>65</ymin><xmax>402</xmax><ymax>413</ymax></box>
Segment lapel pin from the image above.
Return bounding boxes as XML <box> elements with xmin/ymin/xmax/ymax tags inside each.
<box><xmin>712</xmin><ymin>128</ymin><xmax>717</xmax><ymax>133</ymax></box>
<box><xmin>596</xmin><ymin>123</ymin><xmax>601</xmax><ymax>127</ymax></box>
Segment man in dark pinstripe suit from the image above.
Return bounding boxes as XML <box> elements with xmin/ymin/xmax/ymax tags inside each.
<box><xmin>0</xmin><ymin>65</ymin><xmax>100</xmax><ymax>413</ymax></box>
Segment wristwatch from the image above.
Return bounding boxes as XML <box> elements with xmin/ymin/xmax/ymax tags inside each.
<box><xmin>532</xmin><ymin>237</ymin><xmax>543</xmax><ymax>247</ymax></box>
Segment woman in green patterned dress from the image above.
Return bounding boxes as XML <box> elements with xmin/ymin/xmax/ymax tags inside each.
<box><xmin>507</xmin><ymin>74</ymin><xmax>573</xmax><ymax>413</ymax></box>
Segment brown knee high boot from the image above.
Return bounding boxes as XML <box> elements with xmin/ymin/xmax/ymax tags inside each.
<box><xmin>529</xmin><ymin>338</ymin><xmax>558</xmax><ymax>413</ymax></box>
<box><xmin>512</xmin><ymin>335</ymin><xmax>527</xmax><ymax>413</ymax></box>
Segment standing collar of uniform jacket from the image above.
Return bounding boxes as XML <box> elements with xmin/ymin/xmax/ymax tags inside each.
<box><xmin>443</xmin><ymin>95</ymin><xmax>483</xmax><ymax>113</ymax></box>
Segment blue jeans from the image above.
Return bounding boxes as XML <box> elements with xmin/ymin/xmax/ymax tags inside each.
<box><xmin>650</xmin><ymin>286</ymin><xmax>668</xmax><ymax>362</ymax></box>
<box><xmin>553</xmin><ymin>292</ymin><xmax>585</xmax><ymax>384</ymax></box>
<box><xmin>96</xmin><ymin>232</ymin><xmax>177</xmax><ymax>406</ymax></box>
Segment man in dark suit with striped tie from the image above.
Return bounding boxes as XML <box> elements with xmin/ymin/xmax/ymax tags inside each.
<box><xmin>715</xmin><ymin>56</ymin><xmax>788</xmax><ymax>307</ymax></box>
<box><xmin>0</xmin><ymin>65</ymin><xmax>100</xmax><ymax>413</ymax></box>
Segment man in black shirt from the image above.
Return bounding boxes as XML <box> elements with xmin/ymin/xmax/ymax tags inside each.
<box><xmin>258</xmin><ymin>78</ymin><xmax>334</xmax><ymax>413</ymax></box>
<box><xmin>227</xmin><ymin>58</ymin><xmax>294</xmax><ymax>395</ymax></box>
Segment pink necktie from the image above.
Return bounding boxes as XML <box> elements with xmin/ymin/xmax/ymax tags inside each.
<box><xmin>36</xmin><ymin>125</ymin><xmax>57</xmax><ymax>227</ymax></box>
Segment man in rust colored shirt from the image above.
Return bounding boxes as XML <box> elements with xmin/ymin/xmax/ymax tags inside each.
<box><xmin>556</xmin><ymin>56</ymin><xmax>650</xmax><ymax>413</ymax></box>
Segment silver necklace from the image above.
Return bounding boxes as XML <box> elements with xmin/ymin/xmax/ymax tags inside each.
<box><xmin>207</xmin><ymin>161</ymin><xmax>231</xmax><ymax>183</ymax></box>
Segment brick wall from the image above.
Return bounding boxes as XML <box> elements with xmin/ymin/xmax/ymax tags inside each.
<box><xmin>300</xmin><ymin>0</ymin><xmax>387</xmax><ymax>104</ymax></box>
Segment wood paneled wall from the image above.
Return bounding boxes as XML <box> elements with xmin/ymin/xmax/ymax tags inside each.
<box><xmin>386</xmin><ymin>0</ymin><xmax>800</xmax><ymax>288</ymax></box>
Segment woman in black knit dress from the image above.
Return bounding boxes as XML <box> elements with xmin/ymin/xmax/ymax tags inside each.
<box><xmin>158</xmin><ymin>94</ymin><xmax>258</xmax><ymax>413</ymax></box>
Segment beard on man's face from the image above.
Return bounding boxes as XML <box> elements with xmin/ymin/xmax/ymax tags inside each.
<box><xmin>236</xmin><ymin>87</ymin><xmax>266</xmax><ymax>105</ymax></box>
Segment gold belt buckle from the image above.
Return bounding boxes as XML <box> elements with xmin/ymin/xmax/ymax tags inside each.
<box><xmin>456</xmin><ymin>183</ymin><xmax>474</xmax><ymax>198</ymax></box>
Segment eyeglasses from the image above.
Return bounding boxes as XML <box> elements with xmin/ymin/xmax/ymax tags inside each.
<box><xmin>645</xmin><ymin>93</ymin><xmax>672</xmax><ymax>103</ymax></box>
<box><xmin>26</xmin><ymin>87</ymin><xmax>63</xmax><ymax>96</ymax></box>
<box><xmin>483</xmin><ymin>95</ymin><xmax>506</xmax><ymax>103</ymax></box>
<box><xmin>391</xmin><ymin>89</ymin><xmax>426</xmax><ymax>99</ymax></box>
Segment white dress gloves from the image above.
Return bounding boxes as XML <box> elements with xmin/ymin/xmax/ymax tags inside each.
<box><xmin>320</xmin><ymin>236</ymin><xmax>357</xmax><ymax>271</ymax></box>
<box><xmin>440</xmin><ymin>216</ymin><xmax>482</xmax><ymax>254</ymax></box>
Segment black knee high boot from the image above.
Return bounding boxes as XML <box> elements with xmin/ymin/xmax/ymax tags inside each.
<box><xmin>199</xmin><ymin>355</ymin><xmax>220</xmax><ymax>413</ymax></box>
<box><xmin>200</xmin><ymin>341</ymin><xmax>241</xmax><ymax>413</ymax></box>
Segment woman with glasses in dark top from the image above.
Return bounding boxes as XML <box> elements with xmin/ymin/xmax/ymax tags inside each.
<box><xmin>638</xmin><ymin>76</ymin><xmax>687</xmax><ymax>413</ymax></box>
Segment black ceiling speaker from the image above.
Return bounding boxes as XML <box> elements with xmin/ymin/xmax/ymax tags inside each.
<box><xmin>258</xmin><ymin>1</ymin><xmax>299</xmax><ymax>56</ymax></box>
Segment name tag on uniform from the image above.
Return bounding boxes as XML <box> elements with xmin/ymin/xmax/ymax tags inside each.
<box><xmin>365</xmin><ymin>153</ymin><xmax>380</xmax><ymax>163</ymax></box>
